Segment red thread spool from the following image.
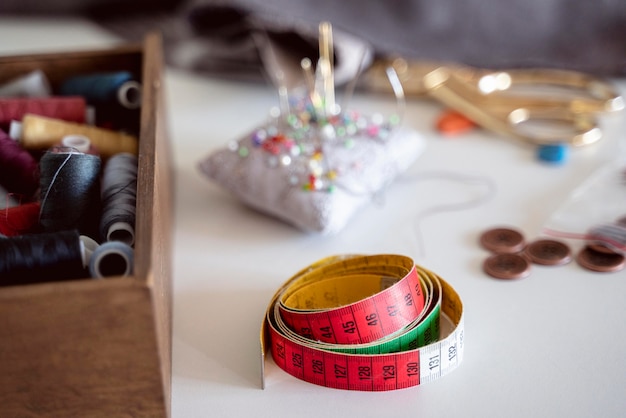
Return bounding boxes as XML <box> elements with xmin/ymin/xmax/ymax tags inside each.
<box><xmin>0</xmin><ymin>201</ymin><xmax>41</xmax><ymax>236</ymax></box>
<box><xmin>0</xmin><ymin>128</ymin><xmax>39</xmax><ymax>199</ymax></box>
<box><xmin>0</xmin><ymin>96</ymin><xmax>86</xmax><ymax>132</ymax></box>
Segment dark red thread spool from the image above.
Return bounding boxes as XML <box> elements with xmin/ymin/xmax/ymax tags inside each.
<box><xmin>0</xmin><ymin>128</ymin><xmax>39</xmax><ymax>200</ymax></box>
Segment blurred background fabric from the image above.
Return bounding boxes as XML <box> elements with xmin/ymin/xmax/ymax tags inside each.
<box><xmin>1</xmin><ymin>0</ymin><xmax>625</xmax><ymax>82</ymax></box>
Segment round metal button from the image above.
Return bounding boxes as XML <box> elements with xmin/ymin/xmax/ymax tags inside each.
<box><xmin>524</xmin><ymin>238</ymin><xmax>572</xmax><ymax>266</ymax></box>
<box><xmin>586</xmin><ymin>243</ymin><xmax>617</xmax><ymax>255</ymax></box>
<box><xmin>576</xmin><ymin>246</ymin><xmax>625</xmax><ymax>273</ymax></box>
<box><xmin>479</xmin><ymin>227</ymin><xmax>526</xmax><ymax>254</ymax></box>
<box><xmin>483</xmin><ymin>253</ymin><xmax>531</xmax><ymax>280</ymax></box>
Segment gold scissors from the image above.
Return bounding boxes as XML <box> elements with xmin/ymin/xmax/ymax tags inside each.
<box><xmin>361</xmin><ymin>58</ymin><xmax>625</xmax><ymax>147</ymax></box>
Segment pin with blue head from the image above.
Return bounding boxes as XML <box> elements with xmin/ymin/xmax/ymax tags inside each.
<box><xmin>537</xmin><ymin>143</ymin><xmax>568</xmax><ymax>165</ymax></box>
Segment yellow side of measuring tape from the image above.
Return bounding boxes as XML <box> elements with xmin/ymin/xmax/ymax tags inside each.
<box><xmin>261</xmin><ymin>254</ymin><xmax>464</xmax><ymax>391</ymax></box>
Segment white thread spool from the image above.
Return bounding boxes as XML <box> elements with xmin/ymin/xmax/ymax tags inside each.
<box><xmin>62</xmin><ymin>134</ymin><xmax>91</xmax><ymax>153</ymax></box>
<box><xmin>0</xmin><ymin>184</ymin><xmax>18</xmax><ymax>210</ymax></box>
<box><xmin>0</xmin><ymin>69</ymin><xmax>52</xmax><ymax>97</ymax></box>
<box><xmin>9</xmin><ymin>120</ymin><xmax>22</xmax><ymax>141</ymax></box>
<box><xmin>79</xmin><ymin>235</ymin><xmax>100</xmax><ymax>268</ymax></box>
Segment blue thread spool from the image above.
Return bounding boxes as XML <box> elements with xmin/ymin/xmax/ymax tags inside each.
<box><xmin>537</xmin><ymin>144</ymin><xmax>568</xmax><ymax>164</ymax></box>
<box><xmin>60</xmin><ymin>71</ymin><xmax>142</xmax><ymax>109</ymax></box>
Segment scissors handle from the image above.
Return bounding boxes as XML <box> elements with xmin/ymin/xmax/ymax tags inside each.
<box><xmin>422</xmin><ymin>67</ymin><xmax>602</xmax><ymax>147</ymax></box>
<box><xmin>364</xmin><ymin>58</ymin><xmax>624</xmax><ymax>114</ymax></box>
<box><xmin>362</xmin><ymin>58</ymin><xmax>623</xmax><ymax>146</ymax></box>
<box><xmin>473</xmin><ymin>68</ymin><xmax>625</xmax><ymax>114</ymax></box>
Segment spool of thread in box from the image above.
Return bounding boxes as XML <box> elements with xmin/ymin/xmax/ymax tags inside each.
<box><xmin>0</xmin><ymin>201</ymin><xmax>41</xmax><ymax>237</ymax></box>
<box><xmin>0</xmin><ymin>229</ymin><xmax>91</xmax><ymax>285</ymax></box>
<box><xmin>0</xmin><ymin>184</ymin><xmax>19</xmax><ymax>210</ymax></box>
<box><xmin>94</xmin><ymin>101</ymin><xmax>141</xmax><ymax>136</ymax></box>
<box><xmin>0</xmin><ymin>69</ymin><xmax>52</xmax><ymax>97</ymax></box>
<box><xmin>0</xmin><ymin>96</ymin><xmax>87</xmax><ymax>131</ymax></box>
<box><xmin>0</xmin><ymin>128</ymin><xmax>39</xmax><ymax>199</ymax></box>
<box><xmin>39</xmin><ymin>148</ymin><xmax>102</xmax><ymax>236</ymax></box>
<box><xmin>60</xmin><ymin>71</ymin><xmax>142</xmax><ymax>110</ymax></box>
<box><xmin>89</xmin><ymin>240</ymin><xmax>134</xmax><ymax>278</ymax></box>
<box><xmin>100</xmin><ymin>153</ymin><xmax>138</xmax><ymax>246</ymax></box>
<box><xmin>61</xmin><ymin>134</ymin><xmax>99</xmax><ymax>155</ymax></box>
<box><xmin>19</xmin><ymin>114</ymin><xmax>138</xmax><ymax>158</ymax></box>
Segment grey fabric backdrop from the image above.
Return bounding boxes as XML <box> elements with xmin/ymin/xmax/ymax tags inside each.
<box><xmin>2</xmin><ymin>0</ymin><xmax>625</xmax><ymax>78</ymax></box>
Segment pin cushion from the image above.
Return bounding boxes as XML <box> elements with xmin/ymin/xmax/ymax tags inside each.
<box><xmin>198</xmin><ymin>88</ymin><xmax>425</xmax><ymax>234</ymax></box>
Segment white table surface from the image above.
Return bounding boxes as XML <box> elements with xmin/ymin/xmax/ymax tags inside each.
<box><xmin>1</xmin><ymin>17</ymin><xmax>625</xmax><ymax>418</ymax></box>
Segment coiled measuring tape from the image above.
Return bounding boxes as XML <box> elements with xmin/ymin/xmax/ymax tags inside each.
<box><xmin>260</xmin><ymin>254</ymin><xmax>464</xmax><ymax>391</ymax></box>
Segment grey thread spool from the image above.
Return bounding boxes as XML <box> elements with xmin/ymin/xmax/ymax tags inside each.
<box><xmin>38</xmin><ymin>148</ymin><xmax>102</xmax><ymax>236</ymax></box>
<box><xmin>100</xmin><ymin>152</ymin><xmax>138</xmax><ymax>246</ymax></box>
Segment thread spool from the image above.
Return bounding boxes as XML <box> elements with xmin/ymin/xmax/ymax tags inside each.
<box><xmin>61</xmin><ymin>134</ymin><xmax>98</xmax><ymax>155</ymax></box>
<box><xmin>0</xmin><ymin>229</ymin><xmax>89</xmax><ymax>285</ymax></box>
<box><xmin>60</xmin><ymin>71</ymin><xmax>142</xmax><ymax>109</ymax></box>
<box><xmin>0</xmin><ymin>128</ymin><xmax>39</xmax><ymax>199</ymax></box>
<box><xmin>0</xmin><ymin>96</ymin><xmax>86</xmax><ymax>132</ymax></box>
<box><xmin>0</xmin><ymin>184</ymin><xmax>19</xmax><ymax>209</ymax></box>
<box><xmin>0</xmin><ymin>201</ymin><xmax>41</xmax><ymax>237</ymax></box>
<box><xmin>79</xmin><ymin>234</ymin><xmax>99</xmax><ymax>268</ymax></box>
<box><xmin>20</xmin><ymin>114</ymin><xmax>138</xmax><ymax>158</ymax></box>
<box><xmin>9</xmin><ymin>120</ymin><xmax>22</xmax><ymax>141</ymax></box>
<box><xmin>89</xmin><ymin>240</ymin><xmax>134</xmax><ymax>278</ymax></box>
<box><xmin>117</xmin><ymin>80</ymin><xmax>142</xmax><ymax>110</ymax></box>
<box><xmin>93</xmin><ymin>101</ymin><xmax>141</xmax><ymax>136</ymax></box>
<box><xmin>0</xmin><ymin>69</ymin><xmax>52</xmax><ymax>97</ymax></box>
<box><xmin>38</xmin><ymin>148</ymin><xmax>102</xmax><ymax>236</ymax></box>
<box><xmin>100</xmin><ymin>153</ymin><xmax>138</xmax><ymax>246</ymax></box>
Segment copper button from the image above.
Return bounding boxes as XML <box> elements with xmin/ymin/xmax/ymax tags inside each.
<box><xmin>479</xmin><ymin>227</ymin><xmax>526</xmax><ymax>254</ymax></box>
<box><xmin>483</xmin><ymin>253</ymin><xmax>531</xmax><ymax>280</ymax></box>
<box><xmin>586</xmin><ymin>243</ymin><xmax>617</xmax><ymax>255</ymax></box>
<box><xmin>576</xmin><ymin>246</ymin><xmax>625</xmax><ymax>273</ymax></box>
<box><xmin>525</xmin><ymin>239</ymin><xmax>572</xmax><ymax>266</ymax></box>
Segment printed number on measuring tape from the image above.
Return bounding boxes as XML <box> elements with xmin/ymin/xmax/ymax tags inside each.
<box><xmin>260</xmin><ymin>254</ymin><xmax>464</xmax><ymax>391</ymax></box>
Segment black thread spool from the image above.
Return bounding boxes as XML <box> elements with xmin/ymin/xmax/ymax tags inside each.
<box><xmin>38</xmin><ymin>148</ymin><xmax>102</xmax><ymax>237</ymax></box>
<box><xmin>0</xmin><ymin>229</ymin><xmax>89</xmax><ymax>286</ymax></box>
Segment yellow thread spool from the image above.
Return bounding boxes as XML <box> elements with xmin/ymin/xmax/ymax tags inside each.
<box><xmin>20</xmin><ymin>114</ymin><xmax>138</xmax><ymax>158</ymax></box>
